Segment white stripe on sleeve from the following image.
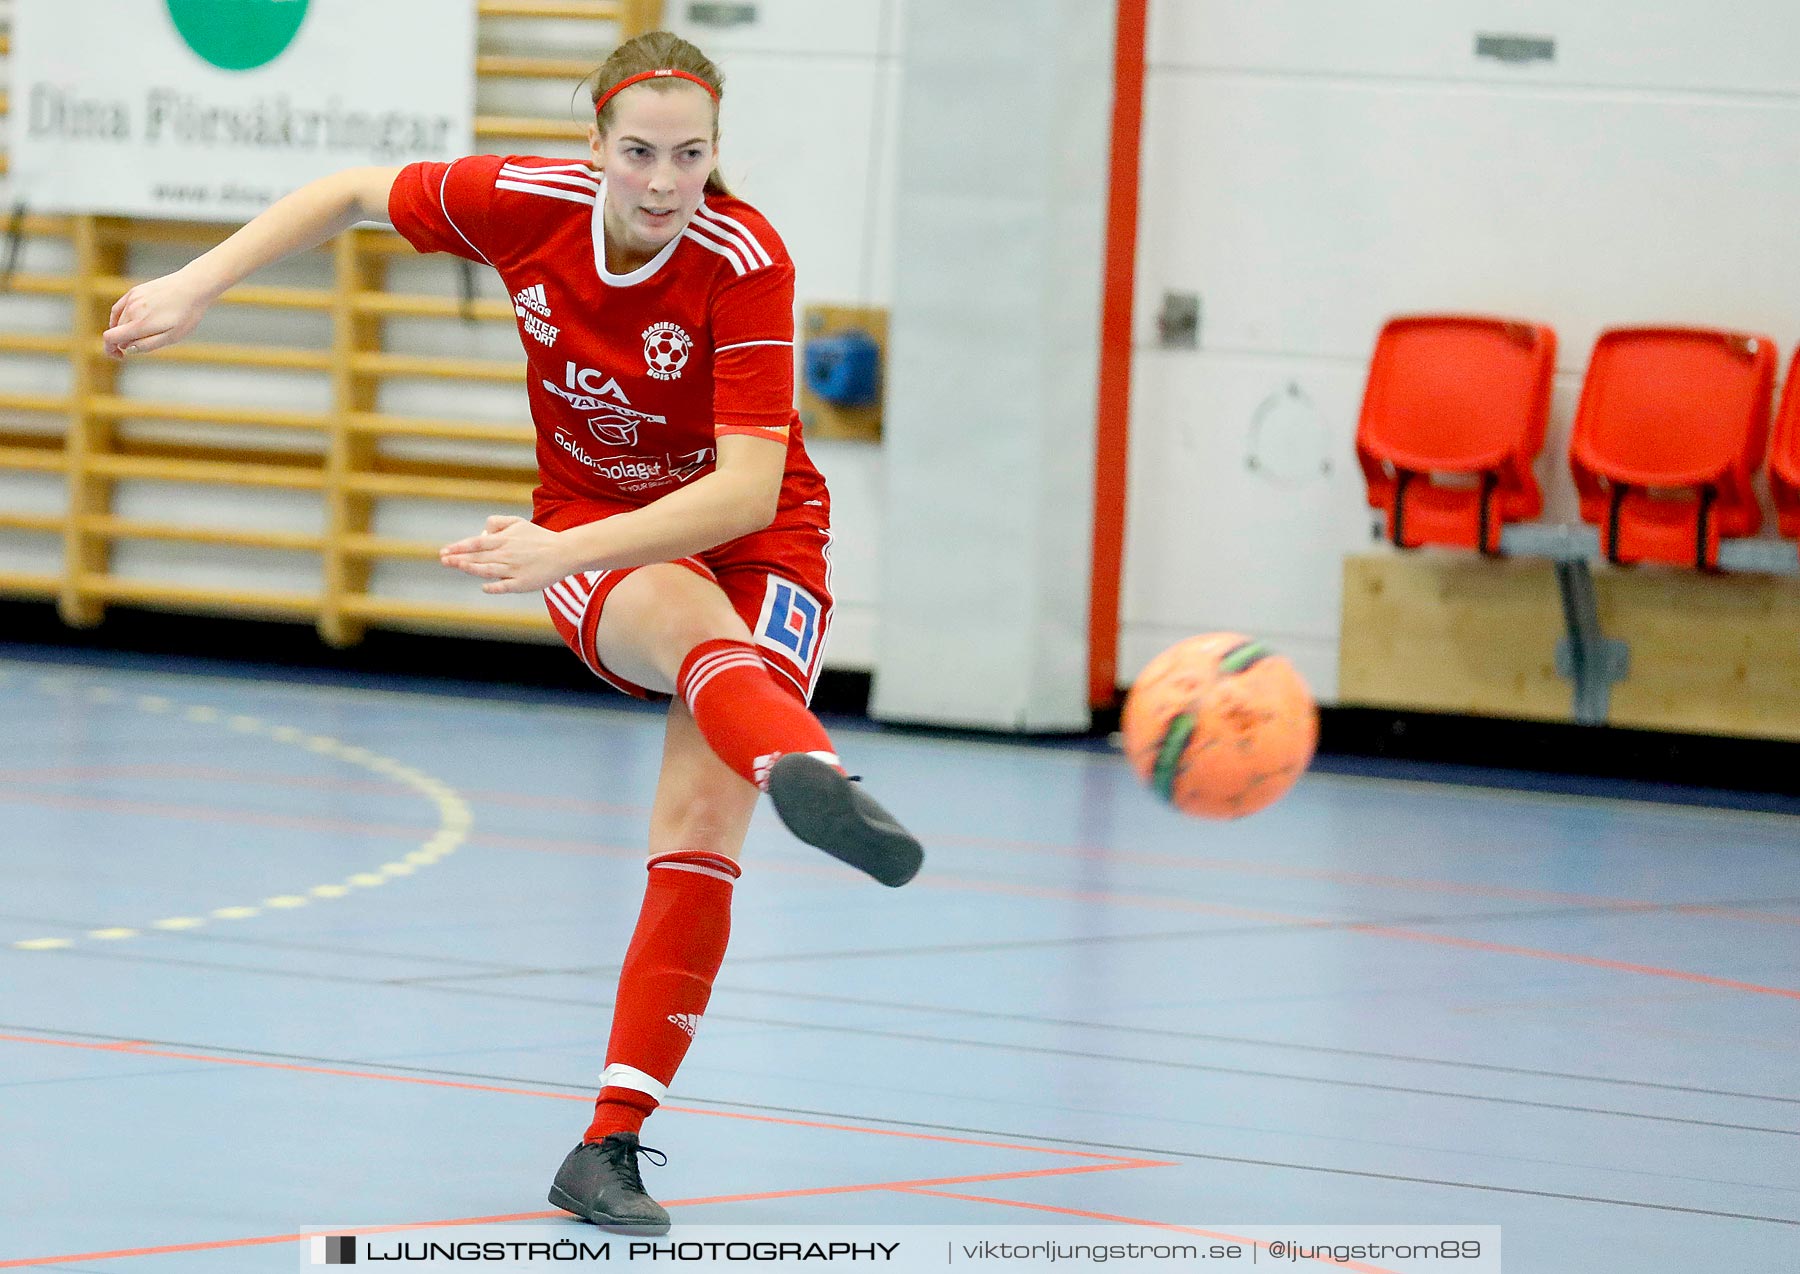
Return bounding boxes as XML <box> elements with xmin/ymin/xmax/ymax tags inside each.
<box><xmin>499</xmin><ymin>165</ymin><xmax>601</xmax><ymax>194</ymax></box>
<box><xmin>682</xmin><ymin>221</ymin><xmax>750</xmax><ymax>274</ymax></box>
<box><xmin>495</xmin><ymin>180</ymin><xmax>597</xmax><ymax>207</ymax></box>
<box><xmin>690</xmin><ymin>212</ymin><xmax>766</xmax><ymax>273</ymax></box>
<box><xmin>680</xmin><ymin>228</ymin><xmax>748</xmax><ymax>275</ymax></box>
<box><xmin>696</xmin><ymin>204</ymin><xmax>775</xmax><ymax>268</ymax></box>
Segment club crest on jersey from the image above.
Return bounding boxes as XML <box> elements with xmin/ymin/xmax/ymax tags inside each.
<box><xmin>643</xmin><ymin>322</ymin><xmax>692</xmax><ymax>380</ymax></box>
<box><xmin>755</xmin><ymin>577</ymin><xmax>823</xmax><ymax>672</ymax></box>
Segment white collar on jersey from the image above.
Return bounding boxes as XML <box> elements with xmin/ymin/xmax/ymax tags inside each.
<box><xmin>591</xmin><ymin>175</ymin><xmax>686</xmax><ymax>287</ymax></box>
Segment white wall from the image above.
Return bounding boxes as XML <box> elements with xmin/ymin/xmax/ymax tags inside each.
<box><xmin>873</xmin><ymin>0</ymin><xmax>1113</xmax><ymax>731</ymax></box>
<box><xmin>1126</xmin><ymin>0</ymin><xmax>1800</xmax><ymax>699</ymax></box>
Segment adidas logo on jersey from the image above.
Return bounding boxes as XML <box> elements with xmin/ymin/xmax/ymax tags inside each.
<box><xmin>513</xmin><ymin>284</ymin><xmax>558</xmax><ymax>347</ymax></box>
<box><xmin>667</xmin><ymin>1012</ymin><xmax>700</xmax><ymax>1038</ymax></box>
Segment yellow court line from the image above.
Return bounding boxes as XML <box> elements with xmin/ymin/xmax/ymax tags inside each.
<box><xmin>8</xmin><ymin>669</ymin><xmax>473</xmax><ymax>952</ymax></box>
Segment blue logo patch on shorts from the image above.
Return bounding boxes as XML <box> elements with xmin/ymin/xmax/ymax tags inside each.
<box><xmin>756</xmin><ymin>577</ymin><xmax>822</xmax><ymax>670</ymax></box>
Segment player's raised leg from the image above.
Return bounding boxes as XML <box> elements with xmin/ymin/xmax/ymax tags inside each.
<box><xmin>593</xmin><ymin>563</ymin><xmax>923</xmax><ymax>886</ymax></box>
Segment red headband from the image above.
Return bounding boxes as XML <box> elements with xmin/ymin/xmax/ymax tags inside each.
<box><xmin>594</xmin><ymin>69</ymin><xmax>719</xmax><ymax>118</ymax></box>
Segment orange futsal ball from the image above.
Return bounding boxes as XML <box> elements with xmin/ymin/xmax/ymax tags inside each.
<box><xmin>1120</xmin><ymin>633</ymin><xmax>1318</xmax><ymax>819</ymax></box>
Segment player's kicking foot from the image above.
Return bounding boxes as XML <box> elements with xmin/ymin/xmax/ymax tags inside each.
<box><xmin>548</xmin><ymin>1133</ymin><xmax>670</xmax><ymax>1234</ymax></box>
<box><xmin>766</xmin><ymin>753</ymin><xmax>924</xmax><ymax>887</ymax></box>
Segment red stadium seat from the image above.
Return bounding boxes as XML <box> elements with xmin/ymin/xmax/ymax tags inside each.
<box><xmin>1569</xmin><ymin>327</ymin><xmax>1774</xmax><ymax>570</ymax></box>
<box><xmin>1772</xmin><ymin>348</ymin><xmax>1800</xmax><ymax>550</ymax></box>
<box><xmin>1356</xmin><ymin>315</ymin><xmax>1555</xmax><ymax>554</ymax></box>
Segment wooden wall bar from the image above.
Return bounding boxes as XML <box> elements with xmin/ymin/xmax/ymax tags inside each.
<box><xmin>0</xmin><ymin>1</ymin><xmax>663</xmax><ymax>641</ymax></box>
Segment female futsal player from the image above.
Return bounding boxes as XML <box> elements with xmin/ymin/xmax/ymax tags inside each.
<box><xmin>102</xmin><ymin>31</ymin><xmax>922</xmax><ymax>1234</ymax></box>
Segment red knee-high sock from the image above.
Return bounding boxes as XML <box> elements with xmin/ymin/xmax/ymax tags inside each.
<box><xmin>584</xmin><ymin>850</ymin><xmax>740</xmax><ymax>1143</ymax></box>
<box><xmin>677</xmin><ymin>639</ymin><xmax>839</xmax><ymax>789</ymax></box>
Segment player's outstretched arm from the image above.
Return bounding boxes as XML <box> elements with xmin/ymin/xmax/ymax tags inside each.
<box><xmin>441</xmin><ymin>434</ymin><xmax>788</xmax><ymax>594</ymax></box>
<box><xmin>102</xmin><ymin>166</ymin><xmax>402</xmax><ymax>359</ymax></box>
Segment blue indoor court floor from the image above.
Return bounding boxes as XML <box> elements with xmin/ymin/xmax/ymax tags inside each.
<box><xmin>0</xmin><ymin>651</ymin><xmax>1796</xmax><ymax>1273</ymax></box>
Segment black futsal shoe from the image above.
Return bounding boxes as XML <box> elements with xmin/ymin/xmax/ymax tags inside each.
<box><xmin>548</xmin><ymin>1133</ymin><xmax>671</xmax><ymax>1234</ymax></box>
<box><xmin>766</xmin><ymin>753</ymin><xmax>925</xmax><ymax>887</ymax></box>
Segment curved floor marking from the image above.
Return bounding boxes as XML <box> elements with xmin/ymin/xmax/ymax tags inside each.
<box><xmin>7</xmin><ymin>765</ymin><xmax>1797</xmax><ymax>927</ymax></box>
<box><xmin>7</xmin><ymin>673</ymin><xmax>471</xmax><ymax>952</ymax></box>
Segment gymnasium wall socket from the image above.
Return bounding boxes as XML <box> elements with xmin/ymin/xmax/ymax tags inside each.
<box><xmin>1157</xmin><ymin>291</ymin><xmax>1200</xmax><ymax>349</ymax></box>
<box><xmin>800</xmin><ymin>303</ymin><xmax>887</xmax><ymax>443</ymax></box>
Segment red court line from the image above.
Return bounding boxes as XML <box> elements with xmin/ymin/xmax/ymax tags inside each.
<box><xmin>0</xmin><ymin>783</ymin><xmax>642</xmax><ymax>860</ymax></box>
<box><xmin>897</xmin><ymin>874</ymin><xmax>1800</xmax><ymax>1000</ymax></box>
<box><xmin>0</xmin><ymin>786</ymin><xmax>439</xmax><ymax>842</ymax></box>
<box><xmin>0</xmin><ymin>1031</ymin><xmax>597</xmax><ymax>1101</ymax></box>
<box><xmin>0</xmin><ymin>1031</ymin><xmax>1153</xmax><ymax>1163</ymax></box>
<box><xmin>7</xmin><ymin>783</ymin><xmax>1796</xmax><ymax>999</ymax></box>
<box><xmin>0</xmin><ymin>1033</ymin><xmax>1172</xmax><ymax>1268</ymax></box>
<box><xmin>1</xmin><ymin>1161</ymin><xmax>1172</xmax><ymax>1269</ymax></box>
<box><xmin>473</xmin><ymin>830</ymin><xmax>645</xmax><ymax>858</ymax></box>
<box><xmin>635</xmin><ymin>1100</ymin><xmax>1162</xmax><ymax>1164</ymax></box>
<box><xmin>8</xmin><ymin>780</ymin><xmax>1797</xmax><ymax>999</ymax></box>
<box><xmin>12</xmin><ymin>766</ymin><xmax>1798</xmax><ymax>927</ymax></box>
<box><xmin>0</xmin><ymin>766</ymin><xmax>652</xmax><ymax>819</ymax></box>
<box><xmin>896</xmin><ymin>1188</ymin><xmax>1402</xmax><ymax>1274</ymax></box>
<box><xmin>1338</xmin><ymin>923</ymin><xmax>1800</xmax><ymax>1001</ymax></box>
<box><xmin>0</xmin><ymin>1210</ymin><xmax>563</xmax><ymax>1270</ymax></box>
<box><xmin>670</xmin><ymin>1159</ymin><xmax>1170</xmax><ymax>1211</ymax></box>
<box><xmin>926</xmin><ymin>831</ymin><xmax>1800</xmax><ymax>929</ymax></box>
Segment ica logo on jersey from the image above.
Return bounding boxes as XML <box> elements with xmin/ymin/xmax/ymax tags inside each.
<box><xmin>558</xmin><ymin>362</ymin><xmax>631</xmax><ymax>404</ymax></box>
<box><xmin>543</xmin><ymin>364</ymin><xmax>667</xmax><ymax>450</ymax></box>
<box><xmin>643</xmin><ymin>322</ymin><xmax>692</xmax><ymax>380</ymax></box>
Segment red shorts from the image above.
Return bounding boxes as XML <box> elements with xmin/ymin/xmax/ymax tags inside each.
<box><xmin>536</xmin><ymin>499</ymin><xmax>834</xmax><ymax>705</ymax></box>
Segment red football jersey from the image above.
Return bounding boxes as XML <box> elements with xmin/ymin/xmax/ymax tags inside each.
<box><xmin>387</xmin><ymin>154</ymin><xmax>828</xmax><ymax>524</ymax></box>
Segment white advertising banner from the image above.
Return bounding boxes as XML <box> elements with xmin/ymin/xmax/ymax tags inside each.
<box><xmin>9</xmin><ymin>0</ymin><xmax>475</xmax><ymax>222</ymax></box>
